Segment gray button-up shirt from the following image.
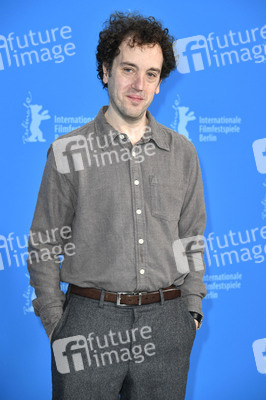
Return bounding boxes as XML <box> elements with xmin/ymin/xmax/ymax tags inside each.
<box><xmin>27</xmin><ymin>106</ymin><xmax>207</xmax><ymax>336</ymax></box>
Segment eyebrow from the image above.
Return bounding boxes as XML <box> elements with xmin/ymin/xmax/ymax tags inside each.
<box><xmin>120</xmin><ymin>62</ymin><xmax>161</xmax><ymax>73</ymax></box>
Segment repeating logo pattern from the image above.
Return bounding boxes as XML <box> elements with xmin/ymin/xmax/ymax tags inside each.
<box><xmin>0</xmin><ymin>26</ymin><xmax>76</xmax><ymax>71</ymax></box>
<box><xmin>53</xmin><ymin>326</ymin><xmax>156</xmax><ymax>374</ymax></box>
<box><xmin>253</xmin><ymin>138</ymin><xmax>266</xmax><ymax>174</ymax></box>
<box><xmin>253</xmin><ymin>338</ymin><xmax>266</xmax><ymax>374</ymax></box>
<box><xmin>174</xmin><ymin>25</ymin><xmax>266</xmax><ymax>73</ymax></box>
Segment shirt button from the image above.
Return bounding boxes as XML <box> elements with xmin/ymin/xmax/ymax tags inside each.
<box><xmin>138</xmin><ymin>239</ymin><xmax>144</xmax><ymax>244</ymax></box>
<box><xmin>134</xmin><ymin>180</ymin><xmax>139</xmax><ymax>185</ymax></box>
<box><xmin>136</xmin><ymin>209</ymin><xmax>142</xmax><ymax>214</ymax></box>
<box><xmin>140</xmin><ymin>269</ymin><xmax>145</xmax><ymax>275</ymax></box>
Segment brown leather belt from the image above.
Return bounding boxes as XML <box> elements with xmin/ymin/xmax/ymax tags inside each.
<box><xmin>70</xmin><ymin>284</ymin><xmax>181</xmax><ymax>306</ymax></box>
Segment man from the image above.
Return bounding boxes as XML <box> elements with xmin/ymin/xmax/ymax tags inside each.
<box><xmin>27</xmin><ymin>11</ymin><xmax>207</xmax><ymax>400</ymax></box>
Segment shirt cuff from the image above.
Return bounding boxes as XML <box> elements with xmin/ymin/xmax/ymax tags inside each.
<box><xmin>181</xmin><ymin>294</ymin><xmax>203</xmax><ymax>317</ymax></box>
<box><xmin>32</xmin><ymin>292</ymin><xmax>66</xmax><ymax>336</ymax></box>
<box><xmin>40</xmin><ymin>305</ymin><xmax>64</xmax><ymax>337</ymax></box>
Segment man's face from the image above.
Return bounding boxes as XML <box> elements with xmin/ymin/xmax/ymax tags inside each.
<box><xmin>103</xmin><ymin>37</ymin><xmax>163</xmax><ymax>122</ymax></box>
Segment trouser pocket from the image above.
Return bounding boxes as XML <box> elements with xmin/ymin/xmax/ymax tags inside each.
<box><xmin>180</xmin><ymin>298</ymin><xmax>197</xmax><ymax>337</ymax></box>
<box><xmin>51</xmin><ymin>295</ymin><xmax>73</xmax><ymax>343</ymax></box>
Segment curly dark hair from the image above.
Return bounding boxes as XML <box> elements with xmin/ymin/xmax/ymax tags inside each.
<box><xmin>96</xmin><ymin>11</ymin><xmax>177</xmax><ymax>89</ymax></box>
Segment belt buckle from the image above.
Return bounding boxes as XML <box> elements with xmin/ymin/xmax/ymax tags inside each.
<box><xmin>116</xmin><ymin>292</ymin><xmax>130</xmax><ymax>306</ymax></box>
<box><xmin>116</xmin><ymin>291</ymin><xmax>142</xmax><ymax>306</ymax></box>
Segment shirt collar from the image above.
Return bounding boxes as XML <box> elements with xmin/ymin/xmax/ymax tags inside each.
<box><xmin>94</xmin><ymin>106</ymin><xmax>170</xmax><ymax>152</ymax></box>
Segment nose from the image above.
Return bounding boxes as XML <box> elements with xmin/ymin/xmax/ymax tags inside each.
<box><xmin>131</xmin><ymin>73</ymin><xmax>144</xmax><ymax>91</ymax></box>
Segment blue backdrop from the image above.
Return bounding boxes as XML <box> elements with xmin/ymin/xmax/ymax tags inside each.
<box><xmin>1</xmin><ymin>0</ymin><xmax>266</xmax><ymax>399</ymax></box>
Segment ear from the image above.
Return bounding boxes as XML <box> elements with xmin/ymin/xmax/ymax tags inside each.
<box><xmin>155</xmin><ymin>78</ymin><xmax>162</xmax><ymax>95</ymax></box>
<box><xmin>102</xmin><ymin>63</ymin><xmax>109</xmax><ymax>84</ymax></box>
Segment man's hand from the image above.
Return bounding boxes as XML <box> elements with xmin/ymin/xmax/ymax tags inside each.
<box><xmin>194</xmin><ymin>319</ymin><xmax>199</xmax><ymax>329</ymax></box>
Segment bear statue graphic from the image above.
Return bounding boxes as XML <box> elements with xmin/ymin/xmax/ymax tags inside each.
<box><xmin>26</xmin><ymin>104</ymin><xmax>51</xmax><ymax>142</ymax></box>
<box><xmin>22</xmin><ymin>92</ymin><xmax>51</xmax><ymax>143</ymax></box>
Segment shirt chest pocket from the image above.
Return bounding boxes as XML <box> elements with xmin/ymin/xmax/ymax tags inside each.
<box><xmin>149</xmin><ymin>175</ymin><xmax>184</xmax><ymax>221</ymax></box>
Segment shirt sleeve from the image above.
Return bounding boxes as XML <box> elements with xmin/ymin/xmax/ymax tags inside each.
<box><xmin>178</xmin><ymin>143</ymin><xmax>207</xmax><ymax>317</ymax></box>
<box><xmin>27</xmin><ymin>144</ymin><xmax>76</xmax><ymax>337</ymax></box>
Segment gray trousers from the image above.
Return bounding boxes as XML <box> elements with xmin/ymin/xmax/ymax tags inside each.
<box><xmin>50</xmin><ymin>288</ymin><xmax>196</xmax><ymax>400</ymax></box>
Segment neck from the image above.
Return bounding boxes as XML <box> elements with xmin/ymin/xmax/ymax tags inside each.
<box><xmin>104</xmin><ymin>106</ymin><xmax>148</xmax><ymax>145</ymax></box>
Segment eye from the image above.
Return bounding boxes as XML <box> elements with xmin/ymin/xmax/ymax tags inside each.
<box><xmin>123</xmin><ymin>68</ymin><xmax>133</xmax><ymax>73</ymax></box>
<box><xmin>147</xmin><ymin>72</ymin><xmax>157</xmax><ymax>79</ymax></box>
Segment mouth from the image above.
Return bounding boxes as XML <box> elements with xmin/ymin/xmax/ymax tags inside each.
<box><xmin>126</xmin><ymin>95</ymin><xmax>144</xmax><ymax>103</ymax></box>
